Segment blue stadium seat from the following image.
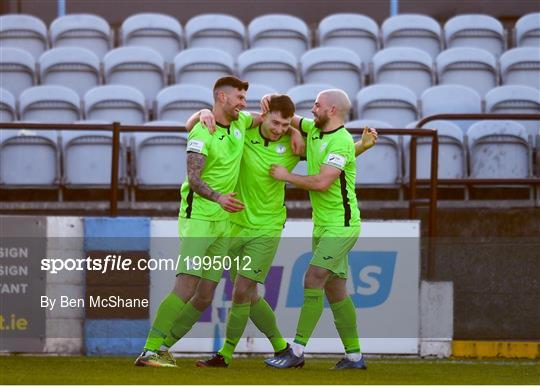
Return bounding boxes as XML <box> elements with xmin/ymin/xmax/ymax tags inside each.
<box><xmin>0</xmin><ymin>14</ymin><xmax>48</xmax><ymax>59</ymax></box>
<box><xmin>500</xmin><ymin>47</ymin><xmax>540</xmax><ymax>90</ymax></box>
<box><xmin>356</xmin><ymin>85</ymin><xmax>418</xmax><ymax>128</ymax></box>
<box><xmin>121</xmin><ymin>13</ymin><xmax>183</xmax><ymax>63</ymax></box>
<box><xmin>50</xmin><ymin>14</ymin><xmax>112</xmax><ymax>59</ymax></box>
<box><xmin>84</xmin><ymin>85</ymin><xmax>147</xmax><ymax>124</ymax></box>
<box><xmin>0</xmin><ymin>88</ymin><xmax>17</xmax><ymax>122</ymax></box>
<box><xmin>173</xmin><ymin>48</ymin><xmax>235</xmax><ymax>90</ymax></box>
<box><xmin>0</xmin><ymin>47</ymin><xmax>36</xmax><ymax>98</ymax></box>
<box><xmin>444</xmin><ymin>14</ymin><xmax>506</xmax><ymax>57</ymax></box>
<box><xmin>155</xmin><ymin>84</ymin><xmax>213</xmax><ymax>124</ymax></box>
<box><xmin>515</xmin><ymin>13</ymin><xmax>540</xmax><ymax>48</ymax></box>
<box><xmin>19</xmin><ymin>85</ymin><xmax>81</xmax><ymax>122</ymax></box>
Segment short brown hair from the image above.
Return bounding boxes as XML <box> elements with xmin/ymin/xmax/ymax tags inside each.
<box><xmin>268</xmin><ymin>94</ymin><xmax>295</xmax><ymax>118</ymax></box>
<box><xmin>213</xmin><ymin>76</ymin><xmax>249</xmax><ymax>92</ymax></box>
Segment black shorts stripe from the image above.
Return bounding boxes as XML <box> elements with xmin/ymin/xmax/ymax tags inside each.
<box><xmin>339</xmin><ymin>171</ymin><xmax>351</xmax><ymax>227</ymax></box>
<box><xmin>185</xmin><ymin>189</ymin><xmax>194</xmax><ymax>219</ymax></box>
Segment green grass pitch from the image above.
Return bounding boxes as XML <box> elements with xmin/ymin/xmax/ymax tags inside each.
<box><xmin>0</xmin><ymin>356</ymin><xmax>538</xmax><ymax>384</ymax></box>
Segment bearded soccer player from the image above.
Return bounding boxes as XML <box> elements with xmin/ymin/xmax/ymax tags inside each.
<box><xmin>135</xmin><ymin>76</ymin><xmax>256</xmax><ymax>368</ymax></box>
<box><xmin>266</xmin><ymin>89</ymin><xmax>371</xmax><ymax>370</ymax></box>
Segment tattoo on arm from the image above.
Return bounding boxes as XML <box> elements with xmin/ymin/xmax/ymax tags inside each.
<box><xmin>186</xmin><ymin>153</ymin><xmax>220</xmax><ymax>202</ymax></box>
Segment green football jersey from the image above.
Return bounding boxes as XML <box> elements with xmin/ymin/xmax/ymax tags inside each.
<box><xmin>231</xmin><ymin>127</ymin><xmax>300</xmax><ymax>230</ymax></box>
<box><xmin>179</xmin><ymin>111</ymin><xmax>252</xmax><ymax>221</ymax></box>
<box><xmin>299</xmin><ymin>118</ymin><xmax>360</xmax><ymax>227</ymax></box>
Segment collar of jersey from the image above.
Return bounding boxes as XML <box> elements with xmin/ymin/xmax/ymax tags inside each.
<box><xmin>258</xmin><ymin>125</ymin><xmax>273</xmax><ymax>146</ymax></box>
<box><xmin>216</xmin><ymin>121</ymin><xmax>230</xmax><ymax>135</ymax></box>
<box><xmin>315</xmin><ymin>125</ymin><xmax>345</xmax><ymax>139</ymax></box>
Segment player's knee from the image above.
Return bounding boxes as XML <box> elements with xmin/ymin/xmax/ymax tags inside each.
<box><xmin>304</xmin><ymin>270</ymin><xmax>327</xmax><ymax>288</ymax></box>
<box><xmin>232</xmin><ymin>279</ymin><xmax>257</xmax><ymax>303</ymax></box>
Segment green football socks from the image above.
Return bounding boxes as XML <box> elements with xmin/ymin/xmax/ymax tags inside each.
<box><xmin>330</xmin><ymin>296</ymin><xmax>361</xmax><ymax>354</ymax></box>
<box><xmin>250</xmin><ymin>297</ymin><xmax>287</xmax><ymax>352</ymax></box>
<box><xmin>293</xmin><ymin>288</ymin><xmax>324</xmax><ymax>346</ymax></box>
<box><xmin>218</xmin><ymin>302</ymin><xmax>251</xmax><ymax>364</ymax></box>
<box><xmin>163</xmin><ymin>301</ymin><xmax>202</xmax><ymax>348</ymax></box>
<box><xmin>144</xmin><ymin>292</ymin><xmax>185</xmax><ymax>352</ymax></box>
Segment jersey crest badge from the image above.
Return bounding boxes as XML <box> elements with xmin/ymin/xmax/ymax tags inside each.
<box><xmin>234</xmin><ymin>128</ymin><xmax>242</xmax><ymax>139</ymax></box>
<box><xmin>275</xmin><ymin>144</ymin><xmax>286</xmax><ymax>154</ymax></box>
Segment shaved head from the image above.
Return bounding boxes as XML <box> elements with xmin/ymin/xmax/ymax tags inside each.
<box><xmin>318</xmin><ymin>89</ymin><xmax>351</xmax><ymax>120</ymax></box>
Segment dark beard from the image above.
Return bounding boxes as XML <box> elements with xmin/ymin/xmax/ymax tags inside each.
<box><xmin>314</xmin><ymin>115</ymin><xmax>328</xmax><ymax>128</ymax></box>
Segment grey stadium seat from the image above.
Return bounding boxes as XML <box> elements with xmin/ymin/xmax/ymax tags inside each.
<box><xmin>121</xmin><ymin>13</ymin><xmax>183</xmax><ymax>63</ymax></box>
<box><xmin>467</xmin><ymin>120</ymin><xmax>532</xmax><ymax>178</ymax></box>
<box><xmin>420</xmin><ymin>85</ymin><xmax>482</xmax><ymax>132</ymax></box>
<box><xmin>372</xmin><ymin>47</ymin><xmax>434</xmax><ymax>97</ymax></box>
<box><xmin>485</xmin><ymin>85</ymin><xmax>540</xmax><ymax>146</ymax></box>
<box><xmin>500</xmin><ymin>47</ymin><xmax>540</xmax><ymax>90</ymax></box>
<box><xmin>444</xmin><ymin>14</ymin><xmax>506</xmax><ymax>57</ymax></box>
<box><xmin>300</xmin><ymin>47</ymin><xmax>363</xmax><ymax>101</ymax></box>
<box><xmin>103</xmin><ymin>47</ymin><xmax>166</xmax><ymax>107</ymax></box>
<box><xmin>19</xmin><ymin>85</ymin><xmax>81</xmax><ymax>122</ymax></box>
<box><xmin>248</xmin><ymin>14</ymin><xmax>310</xmax><ymax>59</ymax></box>
<box><xmin>404</xmin><ymin>120</ymin><xmax>466</xmax><ymax>180</ymax></box>
<box><xmin>185</xmin><ymin>14</ymin><xmax>245</xmax><ymax>60</ymax></box>
<box><xmin>436</xmin><ymin>47</ymin><xmax>498</xmax><ymax>97</ymax></box>
<box><xmin>356</xmin><ymin>85</ymin><xmax>418</xmax><ymax>128</ymax></box>
<box><xmin>238</xmin><ymin>48</ymin><xmax>298</xmax><ymax>93</ymax></box>
<box><xmin>318</xmin><ymin>13</ymin><xmax>380</xmax><ymax>64</ymax></box>
<box><xmin>0</xmin><ymin>88</ymin><xmax>17</xmax><ymax>122</ymax></box>
<box><xmin>287</xmin><ymin>83</ymin><xmax>333</xmax><ymax>118</ymax></box>
<box><xmin>0</xmin><ymin>47</ymin><xmax>36</xmax><ymax>98</ymax></box>
<box><xmin>84</xmin><ymin>85</ymin><xmax>147</xmax><ymax>124</ymax></box>
<box><xmin>347</xmin><ymin>119</ymin><xmax>401</xmax><ymax>186</ymax></box>
<box><xmin>155</xmin><ymin>84</ymin><xmax>213</xmax><ymax>123</ymax></box>
<box><xmin>0</xmin><ymin>129</ymin><xmax>60</xmax><ymax>187</ymax></box>
<box><xmin>291</xmin><ymin>160</ymin><xmax>307</xmax><ymax>176</ymax></box>
<box><xmin>0</xmin><ymin>14</ymin><xmax>48</xmax><ymax>60</ymax></box>
<box><xmin>173</xmin><ymin>48</ymin><xmax>235</xmax><ymax>90</ymax></box>
<box><xmin>132</xmin><ymin>121</ymin><xmax>188</xmax><ymax>188</ymax></box>
<box><xmin>515</xmin><ymin>13</ymin><xmax>540</xmax><ymax>48</ymax></box>
<box><xmin>49</xmin><ymin>14</ymin><xmax>112</xmax><ymax>59</ymax></box>
<box><xmin>61</xmin><ymin>120</ymin><xmax>126</xmax><ymax>188</ymax></box>
<box><xmin>38</xmin><ymin>47</ymin><xmax>101</xmax><ymax>98</ymax></box>
<box><xmin>381</xmin><ymin>14</ymin><xmax>442</xmax><ymax>59</ymax></box>
<box><xmin>245</xmin><ymin>84</ymin><xmax>277</xmax><ymax>111</ymax></box>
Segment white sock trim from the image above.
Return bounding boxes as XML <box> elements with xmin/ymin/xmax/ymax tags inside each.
<box><xmin>346</xmin><ymin>352</ymin><xmax>363</xmax><ymax>362</ymax></box>
<box><xmin>291</xmin><ymin>342</ymin><xmax>305</xmax><ymax>357</ymax></box>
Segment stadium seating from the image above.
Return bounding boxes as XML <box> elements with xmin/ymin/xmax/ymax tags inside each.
<box><xmin>132</xmin><ymin>121</ymin><xmax>188</xmax><ymax>188</ymax></box>
<box><xmin>19</xmin><ymin>85</ymin><xmax>81</xmax><ymax>122</ymax></box>
<box><xmin>245</xmin><ymin>84</ymin><xmax>277</xmax><ymax>111</ymax></box>
<box><xmin>356</xmin><ymin>85</ymin><xmax>418</xmax><ymax>128</ymax></box>
<box><xmin>467</xmin><ymin>120</ymin><xmax>531</xmax><ymax>178</ymax></box>
<box><xmin>0</xmin><ymin>47</ymin><xmax>36</xmax><ymax>98</ymax></box>
<box><xmin>287</xmin><ymin>83</ymin><xmax>333</xmax><ymax>118</ymax></box>
<box><xmin>381</xmin><ymin>14</ymin><xmax>442</xmax><ymax>59</ymax></box>
<box><xmin>0</xmin><ymin>129</ymin><xmax>60</xmax><ymax>187</ymax></box>
<box><xmin>499</xmin><ymin>47</ymin><xmax>540</xmax><ymax>89</ymax></box>
<box><xmin>0</xmin><ymin>14</ymin><xmax>48</xmax><ymax>60</ymax></box>
<box><xmin>38</xmin><ymin>47</ymin><xmax>101</xmax><ymax>98</ymax></box>
<box><xmin>515</xmin><ymin>12</ymin><xmax>540</xmax><ymax>47</ymax></box>
<box><xmin>300</xmin><ymin>47</ymin><xmax>363</xmax><ymax>100</ymax></box>
<box><xmin>0</xmin><ymin>88</ymin><xmax>17</xmax><ymax>122</ymax></box>
<box><xmin>420</xmin><ymin>85</ymin><xmax>482</xmax><ymax>132</ymax></box>
<box><xmin>444</xmin><ymin>14</ymin><xmax>505</xmax><ymax>57</ymax></box>
<box><xmin>103</xmin><ymin>47</ymin><xmax>166</xmax><ymax>107</ymax></box>
<box><xmin>291</xmin><ymin>160</ymin><xmax>307</xmax><ymax>176</ymax></box>
<box><xmin>317</xmin><ymin>13</ymin><xmax>380</xmax><ymax>65</ymax></box>
<box><xmin>404</xmin><ymin>120</ymin><xmax>466</xmax><ymax>180</ymax></box>
<box><xmin>120</xmin><ymin>13</ymin><xmax>183</xmax><ymax>63</ymax></box>
<box><xmin>173</xmin><ymin>48</ymin><xmax>235</xmax><ymax>90</ymax></box>
<box><xmin>371</xmin><ymin>47</ymin><xmax>434</xmax><ymax>97</ymax></box>
<box><xmin>84</xmin><ymin>85</ymin><xmax>147</xmax><ymax>124</ymax></box>
<box><xmin>436</xmin><ymin>47</ymin><xmax>498</xmax><ymax>97</ymax></box>
<box><xmin>237</xmin><ymin>48</ymin><xmax>298</xmax><ymax>93</ymax></box>
<box><xmin>485</xmin><ymin>85</ymin><xmax>540</xmax><ymax>145</ymax></box>
<box><xmin>347</xmin><ymin>119</ymin><xmax>401</xmax><ymax>186</ymax></box>
<box><xmin>61</xmin><ymin>120</ymin><xmax>127</xmax><ymax>188</ymax></box>
<box><xmin>49</xmin><ymin>14</ymin><xmax>112</xmax><ymax>59</ymax></box>
<box><xmin>247</xmin><ymin>14</ymin><xmax>310</xmax><ymax>59</ymax></box>
<box><xmin>155</xmin><ymin>84</ymin><xmax>213</xmax><ymax>123</ymax></box>
<box><xmin>185</xmin><ymin>14</ymin><xmax>245</xmax><ymax>60</ymax></box>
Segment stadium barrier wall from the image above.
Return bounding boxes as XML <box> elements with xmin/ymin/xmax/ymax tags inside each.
<box><xmin>1</xmin><ymin>215</ymin><xmax>454</xmax><ymax>357</ymax></box>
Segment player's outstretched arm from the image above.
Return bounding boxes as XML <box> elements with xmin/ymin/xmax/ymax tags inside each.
<box><xmin>270</xmin><ymin>164</ymin><xmax>340</xmax><ymax>192</ymax></box>
<box><xmin>185</xmin><ymin>109</ymin><xmax>216</xmax><ymax>133</ymax></box>
<box><xmin>187</xmin><ymin>153</ymin><xmax>245</xmax><ymax>212</ymax></box>
<box><xmin>355</xmin><ymin>126</ymin><xmax>378</xmax><ymax>157</ymax></box>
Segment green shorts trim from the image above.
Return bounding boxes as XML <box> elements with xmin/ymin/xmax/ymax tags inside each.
<box><xmin>310</xmin><ymin>225</ymin><xmax>361</xmax><ymax>279</ymax></box>
<box><xmin>176</xmin><ymin>217</ymin><xmax>230</xmax><ymax>283</ymax></box>
<box><xmin>228</xmin><ymin>223</ymin><xmax>282</xmax><ymax>284</ymax></box>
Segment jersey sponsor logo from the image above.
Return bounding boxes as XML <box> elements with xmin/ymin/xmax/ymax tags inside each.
<box><xmin>187</xmin><ymin>139</ymin><xmax>204</xmax><ymax>153</ymax></box>
<box><xmin>275</xmin><ymin>144</ymin><xmax>286</xmax><ymax>154</ymax></box>
<box><xmin>286</xmin><ymin>251</ymin><xmax>397</xmax><ymax>308</ymax></box>
<box><xmin>234</xmin><ymin>128</ymin><xmax>242</xmax><ymax>139</ymax></box>
<box><xmin>326</xmin><ymin>153</ymin><xmax>346</xmax><ymax>169</ymax></box>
